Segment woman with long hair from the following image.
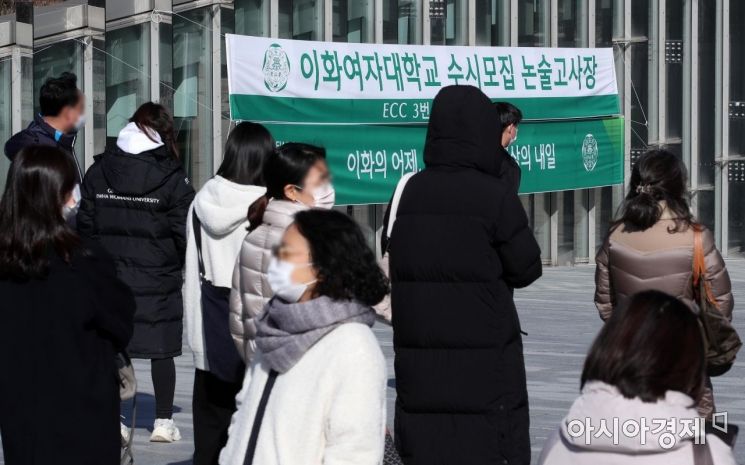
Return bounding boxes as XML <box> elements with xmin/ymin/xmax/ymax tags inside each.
<box><xmin>183</xmin><ymin>122</ymin><xmax>274</xmax><ymax>464</ymax></box>
<box><xmin>220</xmin><ymin>209</ymin><xmax>388</xmax><ymax>465</ymax></box>
<box><xmin>594</xmin><ymin>149</ymin><xmax>733</xmax><ymax>417</ymax></box>
<box><xmin>77</xmin><ymin>102</ymin><xmax>195</xmax><ymax>443</ymax></box>
<box><xmin>539</xmin><ymin>291</ymin><xmax>736</xmax><ymax>464</ymax></box>
<box><xmin>0</xmin><ymin>146</ymin><xmax>134</xmax><ymax>465</ymax></box>
<box><xmin>229</xmin><ymin>142</ymin><xmax>332</xmax><ymax>361</ymax></box>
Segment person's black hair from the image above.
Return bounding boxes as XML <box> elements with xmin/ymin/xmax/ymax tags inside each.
<box><xmin>581</xmin><ymin>290</ymin><xmax>705</xmax><ymax>403</ymax></box>
<box><xmin>129</xmin><ymin>102</ymin><xmax>179</xmax><ymax>159</ymax></box>
<box><xmin>246</xmin><ymin>142</ymin><xmax>326</xmax><ymax>231</ymax></box>
<box><xmin>39</xmin><ymin>72</ymin><xmax>81</xmax><ymax>117</ymax></box>
<box><xmin>293</xmin><ymin>209</ymin><xmax>389</xmax><ymax>306</ymax></box>
<box><xmin>0</xmin><ymin>146</ymin><xmax>80</xmax><ymax>280</ymax></box>
<box><xmin>614</xmin><ymin>149</ymin><xmax>693</xmax><ymax>233</ymax></box>
<box><xmin>494</xmin><ymin>102</ymin><xmax>523</xmax><ymax>130</ymax></box>
<box><xmin>216</xmin><ymin>122</ymin><xmax>275</xmax><ymax>185</ymax></box>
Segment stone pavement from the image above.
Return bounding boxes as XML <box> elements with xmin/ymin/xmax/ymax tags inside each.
<box><xmin>2</xmin><ymin>262</ymin><xmax>745</xmax><ymax>464</ymax></box>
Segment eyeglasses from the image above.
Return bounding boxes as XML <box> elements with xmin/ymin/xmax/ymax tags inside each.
<box><xmin>271</xmin><ymin>244</ymin><xmax>310</xmax><ymax>261</ymax></box>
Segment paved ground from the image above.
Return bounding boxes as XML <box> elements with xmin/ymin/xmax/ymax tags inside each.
<box><xmin>3</xmin><ymin>262</ymin><xmax>745</xmax><ymax>464</ymax></box>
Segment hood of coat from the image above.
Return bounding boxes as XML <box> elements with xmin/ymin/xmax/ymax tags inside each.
<box><xmin>99</xmin><ymin>143</ymin><xmax>183</xmax><ymax>196</ymax></box>
<box><xmin>193</xmin><ymin>176</ymin><xmax>267</xmax><ymax>236</ymax></box>
<box><xmin>560</xmin><ymin>381</ymin><xmax>700</xmax><ymax>454</ymax></box>
<box><xmin>116</xmin><ymin>122</ymin><xmax>164</xmax><ymax>154</ymax></box>
<box><xmin>423</xmin><ymin>85</ymin><xmax>503</xmax><ymax>177</ymax></box>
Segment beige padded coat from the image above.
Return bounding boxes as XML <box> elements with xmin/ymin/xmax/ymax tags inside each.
<box><xmin>595</xmin><ymin>218</ymin><xmax>733</xmax><ymax>321</ymax></box>
<box><xmin>594</xmin><ymin>212</ymin><xmax>733</xmax><ymax>417</ymax></box>
<box><xmin>229</xmin><ymin>200</ymin><xmax>308</xmax><ymax>361</ymax></box>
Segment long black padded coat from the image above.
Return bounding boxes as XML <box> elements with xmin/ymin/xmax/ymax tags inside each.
<box><xmin>389</xmin><ymin>86</ymin><xmax>542</xmax><ymax>465</ymax></box>
<box><xmin>0</xmin><ymin>241</ymin><xmax>134</xmax><ymax>465</ymax></box>
<box><xmin>77</xmin><ymin>144</ymin><xmax>195</xmax><ymax>359</ymax></box>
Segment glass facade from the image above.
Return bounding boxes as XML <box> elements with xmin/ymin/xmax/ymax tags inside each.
<box><xmin>173</xmin><ymin>7</ymin><xmax>214</xmax><ymax>188</ymax></box>
<box><xmin>105</xmin><ymin>24</ymin><xmax>150</xmax><ymax>142</ymax></box>
<box><xmin>0</xmin><ymin>0</ymin><xmax>742</xmax><ymax>263</ymax></box>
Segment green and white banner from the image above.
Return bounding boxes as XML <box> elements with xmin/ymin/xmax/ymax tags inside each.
<box><xmin>226</xmin><ymin>34</ymin><xmax>624</xmax><ymax>204</ymax></box>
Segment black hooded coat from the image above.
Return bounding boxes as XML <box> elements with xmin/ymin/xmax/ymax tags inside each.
<box><xmin>77</xmin><ymin>144</ymin><xmax>194</xmax><ymax>359</ymax></box>
<box><xmin>389</xmin><ymin>86</ymin><xmax>542</xmax><ymax>465</ymax></box>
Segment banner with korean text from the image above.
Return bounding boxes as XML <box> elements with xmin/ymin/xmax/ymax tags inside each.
<box><xmin>226</xmin><ymin>34</ymin><xmax>624</xmax><ymax>205</ymax></box>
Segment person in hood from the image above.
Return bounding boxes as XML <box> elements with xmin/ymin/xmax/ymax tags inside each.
<box><xmin>77</xmin><ymin>102</ymin><xmax>195</xmax><ymax>444</ymax></box>
<box><xmin>5</xmin><ymin>72</ymin><xmax>85</xmax><ymax>183</ymax></box>
<box><xmin>183</xmin><ymin>122</ymin><xmax>274</xmax><ymax>465</ymax></box>
<box><xmin>229</xmin><ymin>142</ymin><xmax>331</xmax><ymax>362</ymax></box>
<box><xmin>494</xmin><ymin>101</ymin><xmax>523</xmax><ymax>193</ymax></box>
<box><xmin>0</xmin><ymin>146</ymin><xmax>134</xmax><ymax>465</ymax></box>
<box><xmin>538</xmin><ymin>290</ymin><xmax>736</xmax><ymax>465</ymax></box>
<box><xmin>387</xmin><ymin>85</ymin><xmax>542</xmax><ymax>465</ymax></box>
<box><xmin>219</xmin><ymin>209</ymin><xmax>388</xmax><ymax>465</ymax></box>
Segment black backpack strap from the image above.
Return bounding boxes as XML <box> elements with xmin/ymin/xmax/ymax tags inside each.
<box><xmin>192</xmin><ymin>210</ymin><xmax>206</xmax><ymax>279</ymax></box>
<box><xmin>243</xmin><ymin>370</ymin><xmax>279</xmax><ymax>465</ymax></box>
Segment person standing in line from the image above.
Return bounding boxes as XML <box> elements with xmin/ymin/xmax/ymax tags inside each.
<box><xmin>183</xmin><ymin>122</ymin><xmax>274</xmax><ymax>465</ymax></box>
<box><xmin>229</xmin><ymin>142</ymin><xmax>332</xmax><ymax>361</ymax></box>
<box><xmin>538</xmin><ymin>291</ymin><xmax>737</xmax><ymax>465</ymax></box>
<box><xmin>494</xmin><ymin>101</ymin><xmax>523</xmax><ymax>193</ymax></box>
<box><xmin>5</xmin><ymin>72</ymin><xmax>86</xmax><ymax>182</ymax></box>
<box><xmin>594</xmin><ymin>149</ymin><xmax>733</xmax><ymax>417</ymax></box>
<box><xmin>77</xmin><ymin>102</ymin><xmax>195</xmax><ymax>443</ymax></box>
<box><xmin>219</xmin><ymin>209</ymin><xmax>388</xmax><ymax>465</ymax></box>
<box><xmin>388</xmin><ymin>86</ymin><xmax>542</xmax><ymax>465</ymax></box>
<box><xmin>0</xmin><ymin>146</ymin><xmax>134</xmax><ymax>465</ymax></box>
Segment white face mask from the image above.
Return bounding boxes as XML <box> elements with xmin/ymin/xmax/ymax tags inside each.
<box><xmin>267</xmin><ymin>257</ymin><xmax>317</xmax><ymax>303</ymax></box>
<box><xmin>74</xmin><ymin>114</ymin><xmax>86</xmax><ymax>131</ymax></box>
<box><xmin>312</xmin><ymin>183</ymin><xmax>335</xmax><ymax>209</ymax></box>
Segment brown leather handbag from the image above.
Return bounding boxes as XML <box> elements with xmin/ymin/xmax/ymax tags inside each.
<box><xmin>693</xmin><ymin>228</ymin><xmax>742</xmax><ymax>376</ymax></box>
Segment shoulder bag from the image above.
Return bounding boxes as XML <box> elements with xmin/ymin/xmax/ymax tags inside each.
<box><xmin>693</xmin><ymin>227</ymin><xmax>742</xmax><ymax>376</ymax></box>
<box><xmin>193</xmin><ymin>212</ymin><xmax>246</xmax><ymax>383</ymax></box>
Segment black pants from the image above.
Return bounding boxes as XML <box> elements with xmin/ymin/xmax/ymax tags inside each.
<box><xmin>192</xmin><ymin>369</ymin><xmax>243</xmax><ymax>465</ymax></box>
<box><xmin>151</xmin><ymin>357</ymin><xmax>176</xmax><ymax>419</ymax></box>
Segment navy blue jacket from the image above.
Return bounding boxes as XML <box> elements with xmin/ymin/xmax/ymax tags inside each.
<box><xmin>4</xmin><ymin>114</ymin><xmax>83</xmax><ymax>182</ymax></box>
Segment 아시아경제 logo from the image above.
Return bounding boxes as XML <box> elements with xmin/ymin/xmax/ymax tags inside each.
<box><xmin>263</xmin><ymin>44</ymin><xmax>290</xmax><ymax>93</ymax></box>
<box><xmin>582</xmin><ymin>133</ymin><xmax>598</xmax><ymax>172</ymax></box>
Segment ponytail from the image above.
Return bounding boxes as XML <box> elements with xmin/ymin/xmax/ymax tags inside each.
<box><xmin>246</xmin><ymin>195</ymin><xmax>269</xmax><ymax>232</ymax></box>
<box><xmin>620</xmin><ymin>188</ymin><xmax>663</xmax><ymax>232</ymax></box>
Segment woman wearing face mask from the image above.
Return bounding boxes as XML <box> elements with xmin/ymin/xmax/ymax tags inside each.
<box><xmin>0</xmin><ymin>146</ymin><xmax>135</xmax><ymax>465</ymax></box>
<box><xmin>220</xmin><ymin>209</ymin><xmax>388</xmax><ymax>465</ymax></box>
<box><xmin>229</xmin><ymin>142</ymin><xmax>332</xmax><ymax>362</ymax></box>
<box><xmin>77</xmin><ymin>102</ymin><xmax>195</xmax><ymax>443</ymax></box>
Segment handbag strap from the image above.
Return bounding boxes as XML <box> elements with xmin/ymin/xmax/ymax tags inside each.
<box><xmin>692</xmin><ymin>228</ymin><xmax>718</xmax><ymax>308</ymax></box>
<box><xmin>243</xmin><ymin>370</ymin><xmax>279</xmax><ymax>465</ymax></box>
<box><xmin>384</xmin><ymin>172</ymin><xmax>416</xmax><ymax>249</ymax></box>
<box><xmin>192</xmin><ymin>210</ymin><xmax>206</xmax><ymax>280</ymax></box>
<box><xmin>692</xmin><ymin>439</ymin><xmax>713</xmax><ymax>465</ymax></box>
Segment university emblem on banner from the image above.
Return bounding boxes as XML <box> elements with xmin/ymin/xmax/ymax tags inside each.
<box><xmin>581</xmin><ymin>134</ymin><xmax>598</xmax><ymax>172</ymax></box>
<box><xmin>262</xmin><ymin>44</ymin><xmax>290</xmax><ymax>93</ymax></box>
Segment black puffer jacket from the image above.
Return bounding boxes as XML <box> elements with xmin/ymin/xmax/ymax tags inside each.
<box><xmin>389</xmin><ymin>86</ymin><xmax>542</xmax><ymax>465</ymax></box>
<box><xmin>77</xmin><ymin>133</ymin><xmax>194</xmax><ymax>359</ymax></box>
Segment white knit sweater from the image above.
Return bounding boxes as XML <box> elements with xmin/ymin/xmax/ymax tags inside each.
<box><xmin>219</xmin><ymin>323</ymin><xmax>387</xmax><ymax>465</ymax></box>
<box><xmin>183</xmin><ymin>176</ymin><xmax>266</xmax><ymax>370</ymax></box>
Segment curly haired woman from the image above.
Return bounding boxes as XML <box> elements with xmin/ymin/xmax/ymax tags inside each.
<box><xmin>220</xmin><ymin>209</ymin><xmax>388</xmax><ymax>465</ymax></box>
